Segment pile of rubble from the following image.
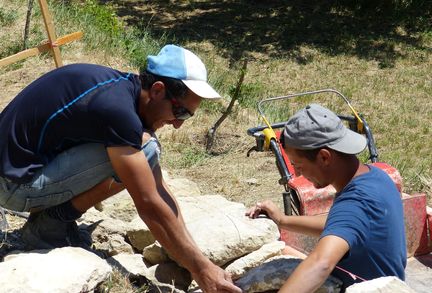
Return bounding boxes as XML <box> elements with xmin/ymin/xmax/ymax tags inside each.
<box><xmin>0</xmin><ymin>174</ymin><xmax>420</xmax><ymax>292</ymax></box>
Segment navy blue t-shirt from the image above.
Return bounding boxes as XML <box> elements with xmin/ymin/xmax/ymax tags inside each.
<box><xmin>0</xmin><ymin>63</ymin><xmax>144</xmax><ymax>183</ymax></box>
<box><xmin>321</xmin><ymin>165</ymin><xmax>406</xmax><ymax>287</ymax></box>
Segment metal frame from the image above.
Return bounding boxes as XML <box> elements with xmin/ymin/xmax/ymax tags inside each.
<box><xmin>247</xmin><ymin>89</ymin><xmax>379</xmax><ymax>215</ymax></box>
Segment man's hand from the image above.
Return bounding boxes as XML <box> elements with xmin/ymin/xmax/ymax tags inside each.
<box><xmin>245</xmin><ymin>200</ymin><xmax>283</xmax><ymax>226</ymax></box>
<box><xmin>246</xmin><ymin>200</ymin><xmax>326</xmax><ymax>236</ymax></box>
<box><xmin>192</xmin><ymin>262</ymin><xmax>242</xmax><ymax>293</ymax></box>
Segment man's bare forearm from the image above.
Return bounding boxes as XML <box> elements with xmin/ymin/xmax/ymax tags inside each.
<box><xmin>279</xmin><ymin>252</ymin><xmax>332</xmax><ymax>293</ymax></box>
<box><xmin>279</xmin><ymin>235</ymin><xmax>349</xmax><ymax>293</ymax></box>
<box><xmin>136</xmin><ymin>188</ymin><xmax>210</xmax><ymax>274</ymax></box>
<box><xmin>278</xmin><ymin>214</ymin><xmax>327</xmax><ymax>237</ymax></box>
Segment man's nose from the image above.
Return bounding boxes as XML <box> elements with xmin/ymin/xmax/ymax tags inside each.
<box><xmin>172</xmin><ymin>119</ymin><xmax>185</xmax><ymax>129</ymax></box>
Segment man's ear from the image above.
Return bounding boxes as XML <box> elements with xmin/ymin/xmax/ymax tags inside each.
<box><xmin>149</xmin><ymin>81</ymin><xmax>166</xmax><ymax>101</ymax></box>
<box><xmin>317</xmin><ymin>148</ymin><xmax>332</xmax><ymax>166</ymax></box>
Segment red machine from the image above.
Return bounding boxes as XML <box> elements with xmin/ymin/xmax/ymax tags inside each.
<box><xmin>247</xmin><ymin>89</ymin><xmax>431</xmax><ymax>257</ymax></box>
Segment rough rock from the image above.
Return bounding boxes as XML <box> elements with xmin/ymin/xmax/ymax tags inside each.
<box><xmin>167</xmin><ymin>178</ymin><xmax>201</xmax><ymax>197</ymax></box>
<box><xmin>100</xmin><ymin>233</ymin><xmax>135</xmax><ymax>256</ymax></box>
<box><xmin>126</xmin><ymin>216</ymin><xmax>155</xmax><ymax>252</ymax></box>
<box><xmin>179</xmin><ymin>195</ymin><xmax>280</xmax><ymax>266</ymax></box>
<box><xmin>225</xmin><ymin>240</ymin><xmax>286</xmax><ymax>280</ymax></box>
<box><xmin>97</xmin><ymin>189</ymin><xmax>137</xmax><ymax>222</ymax></box>
<box><xmin>346</xmin><ymin>276</ymin><xmax>416</xmax><ymax>292</ymax></box>
<box><xmin>80</xmin><ymin>208</ymin><xmax>133</xmax><ymax>256</ymax></box>
<box><xmin>80</xmin><ymin>207</ymin><xmax>129</xmax><ymax>236</ymax></box>
<box><xmin>147</xmin><ymin>262</ymin><xmax>192</xmax><ymax>291</ymax></box>
<box><xmin>143</xmin><ymin>241</ymin><xmax>171</xmax><ymax>265</ymax></box>
<box><xmin>235</xmin><ymin>255</ymin><xmax>342</xmax><ymax>293</ymax></box>
<box><xmin>405</xmin><ymin>253</ymin><xmax>432</xmax><ymax>293</ymax></box>
<box><xmin>142</xmin><ymin>195</ymin><xmax>279</xmax><ymax>266</ymax></box>
<box><xmin>0</xmin><ymin>247</ymin><xmax>112</xmax><ymax>293</ymax></box>
<box><xmin>107</xmin><ymin>253</ymin><xmax>148</xmax><ymax>277</ymax></box>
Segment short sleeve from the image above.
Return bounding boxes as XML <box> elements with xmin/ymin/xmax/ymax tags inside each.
<box><xmin>90</xmin><ymin>83</ymin><xmax>143</xmax><ymax>150</ymax></box>
<box><xmin>321</xmin><ymin>197</ymin><xmax>370</xmax><ymax>252</ymax></box>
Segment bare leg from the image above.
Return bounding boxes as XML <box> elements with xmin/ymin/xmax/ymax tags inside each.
<box><xmin>71</xmin><ymin>178</ymin><xmax>124</xmax><ymax>213</ymax></box>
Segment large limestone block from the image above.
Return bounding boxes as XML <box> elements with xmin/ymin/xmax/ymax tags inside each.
<box><xmin>225</xmin><ymin>240</ymin><xmax>286</xmax><ymax>280</ymax></box>
<box><xmin>346</xmin><ymin>276</ymin><xmax>416</xmax><ymax>293</ymax></box>
<box><xmin>167</xmin><ymin>178</ymin><xmax>201</xmax><ymax>197</ymax></box>
<box><xmin>126</xmin><ymin>216</ymin><xmax>155</xmax><ymax>251</ymax></box>
<box><xmin>178</xmin><ymin>195</ymin><xmax>246</xmax><ymax>220</ymax></box>
<box><xmin>235</xmin><ymin>256</ymin><xmax>342</xmax><ymax>293</ymax></box>
<box><xmin>162</xmin><ymin>170</ymin><xmax>200</xmax><ymax>197</ymax></box>
<box><xmin>0</xmin><ymin>247</ymin><xmax>112</xmax><ymax>293</ymax></box>
<box><xmin>144</xmin><ymin>195</ymin><xmax>279</xmax><ymax>266</ymax></box>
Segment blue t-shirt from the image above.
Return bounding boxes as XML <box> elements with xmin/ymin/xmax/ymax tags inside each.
<box><xmin>321</xmin><ymin>165</ymin><xmax>406</xmax><ymax>287</ymax></box>
<box><xmin>0</xmin><ymin>63</ymin><xmax>144</xmax><ymax>183</ymax></box>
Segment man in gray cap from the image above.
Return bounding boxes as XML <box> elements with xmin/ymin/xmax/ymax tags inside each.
<box><xmin>0</xmin><ymin>44</ymin><xmax>241</xmax><ymax>293</ymax></box>
<box><xmin>247</xmin><ymin>104</ymin><xmax>406</xmax><ymax>292</ymax></box>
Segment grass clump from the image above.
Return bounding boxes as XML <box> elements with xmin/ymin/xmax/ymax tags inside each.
<box><xmin>0</xmin><ymin>6</ymin><xmax>18</xmax><ymax>26</ymax></box>
<box><xmin>164</xmin><ymin>145</ymin><xmax>211</xmax><ymax>169</ymax></box>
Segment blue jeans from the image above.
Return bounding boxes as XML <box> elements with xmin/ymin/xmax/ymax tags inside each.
<box><xmin>0</xmin><ymin>138</ymin><xmax>161</xmax><ymax>212</ymax></box>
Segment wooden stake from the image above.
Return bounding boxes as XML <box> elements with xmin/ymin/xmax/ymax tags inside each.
<box><xmin>38</xmin><ymin>0</ymin><xmax>63</xmax><ymax>67</ymax></box>
<box><xmin>0</xmin><ymin>32</ymin><xmax>82</xmax><ymax>68</ymax></box>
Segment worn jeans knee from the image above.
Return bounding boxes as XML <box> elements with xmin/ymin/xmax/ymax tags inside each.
<box><xmin>112</xmin><ymin>136</ymin><xmax>161</xmax><ymax>183</ymax></box>
<box><xmin>0</xmin><ymin>137</ymin><xmax>161</xmax><ymax>212</ymax></box>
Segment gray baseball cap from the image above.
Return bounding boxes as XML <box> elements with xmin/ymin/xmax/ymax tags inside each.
<box><xmin>282</xmin><ymin>104</ymin><xmax>367</xmax><ymax>154</ymax></box>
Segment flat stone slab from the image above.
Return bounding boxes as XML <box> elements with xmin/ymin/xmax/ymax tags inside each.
<box><xmin>346</xmin><ymin>276</ymin><xmax>416</xmax><ymax>293</ymax></box>
<box><xmin>405</xmin><ymin>253</ymin><xmax>432</xmax><ymax>293</ymax></box>
<box><xmin>0</xmin><ymin>247</ymin><xmax>112</xmax><ymax>293</ymax></box>
<box><xmin>235</xmin><ymin>255</ymin><xmax>342</xmax><ymax>293</ymax></box>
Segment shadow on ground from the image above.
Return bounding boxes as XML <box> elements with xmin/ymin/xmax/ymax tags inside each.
<box><xmin>101</xmin><ymin>0</ymin><xmax>431</xmax><ymax>67</ymax></box>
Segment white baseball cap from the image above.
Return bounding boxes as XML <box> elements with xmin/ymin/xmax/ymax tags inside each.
<box><xmin>146</xmin><ymin>44</ymin><xmax>221</xmax><ymax>99</ymax></box>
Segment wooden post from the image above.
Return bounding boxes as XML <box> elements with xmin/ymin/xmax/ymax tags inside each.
<box><xmin>0</xmin><ymin>32</ymin><xmax>82</xmax><ymax>68</ymax></box>
<box><xmin>38</xmin><ymin>0</ymin><xmax>63</xmax><ymax>67</ymax></box>
<box><xmin>0</xmin><ymin>0</ymin><xmax>82</xmax><ymax>69</ymax></box>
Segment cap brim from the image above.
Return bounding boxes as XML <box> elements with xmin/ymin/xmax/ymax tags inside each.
<box><xmin>182</xmin><ymin>80</ymin><xmax>221</xmax><ymax>99</ymax></box>
<box><xmin>328</xmin><ymin>129</ymin><xmax>367</xmax><ymax>155</ymax></box>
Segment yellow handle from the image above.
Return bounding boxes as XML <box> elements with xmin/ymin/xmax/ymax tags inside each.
<box><xmin>347</xmin><ymin>104</ymin><xmax>364</xmax><ymax>133</ymax></box>
<box><xmin>263</xmin><ymin>128</ymin><xmax>277</xmax><ymax>151</ymax></box>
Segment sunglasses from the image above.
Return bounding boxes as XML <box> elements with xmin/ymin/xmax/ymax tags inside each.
<box><xmin>165</xmin><ymin>88</ymin><xmax>194</xmax><ymax>120</ymax></box>
<box><xmin>170</xmin><ymin>98</ymin><xmax>194</xmax><ymax>120</ymax></box>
